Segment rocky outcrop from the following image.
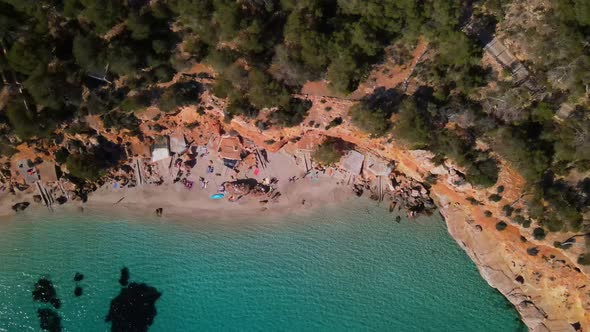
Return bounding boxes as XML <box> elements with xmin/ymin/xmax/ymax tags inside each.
<box><xmin>437</xmin><ymin>197</ymin><xmax>587</xmax><ymax>332</ymax></box>
<box><xmin>11</xmin><ymin>201</ymin><xmax>30</xmax><ymax>212</ymax></box>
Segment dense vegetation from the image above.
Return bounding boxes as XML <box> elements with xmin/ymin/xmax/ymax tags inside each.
<box><xmin>0</xmin><ymin>0</ymin><xmax>589</xmax><ymax>244</ymax></box>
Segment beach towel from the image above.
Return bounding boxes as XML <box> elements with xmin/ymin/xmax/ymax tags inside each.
<box><xmin>254</xmin><ymin>168</ymin><xmax>260</xmax><ymax>176</ymax></box>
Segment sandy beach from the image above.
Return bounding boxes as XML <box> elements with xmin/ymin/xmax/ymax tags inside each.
<box><xmin>1</xmin><ymin>149</ymin><xmax>356</xmax><ymax>223</ymax></box>
<box><xmin>86</xmin><ymin>168</ymin><xmax>350</xmax><ymax>223</ymax></box>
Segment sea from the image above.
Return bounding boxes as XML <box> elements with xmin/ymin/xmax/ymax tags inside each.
<box><xmin>0</xmin><ymin>199</ymin><xmax>526</xmax><ymax>331</ymax></box>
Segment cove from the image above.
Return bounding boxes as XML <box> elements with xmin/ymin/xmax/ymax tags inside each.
<box><xmin>0</xmin><ymin>200</ymin><xmax>525</xmax><ymax>331</ymax></box>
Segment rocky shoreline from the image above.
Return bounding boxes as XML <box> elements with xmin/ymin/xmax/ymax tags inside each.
<box><xmin>4</xmin><ymin>102</ymin><xmax>588</xmax><ymax>331</ymax></box>
<box><xmin>1</xmin><ymin>69</ymin><xmax>588</xmax><ymax>330</ymax></box>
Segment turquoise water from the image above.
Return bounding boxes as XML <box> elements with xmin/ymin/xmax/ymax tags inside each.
<box><xmin>0</xmin><ymin>201</ymin><xmax>525</xmax><ymax>331</ymax></box>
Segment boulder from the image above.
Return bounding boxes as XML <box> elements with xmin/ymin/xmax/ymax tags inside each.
<box><xmin>429</xmin><ymin>165</ymin><xmax>448</xmax><ymax>175</ymax></box>
<box><xmin>12</xmin><ymin>202</ymin><xmax>30</xmax><ymax>212</ymax></box>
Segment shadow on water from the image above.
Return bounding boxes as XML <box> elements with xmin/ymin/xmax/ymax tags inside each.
<box><xmin>32</xmin><ymin>278</ymin><xmax>61</xmax><ymax>309</ymax></box>
<box><xmin>119</xmin><ymin>267</ymin><xmax>130</xmax><ymax>286</ymax></box>
<box><xmin>37</xmin><ymin>308</ymin><xmax>61</xmax><ymax>332</ymax></box>
<box><xmin>32</xmin><ymin>268</ymin><xmax>160</xmax><ymax>332</ymax></box>
<box><xmin>106</xmin><ymin>268</ymin><xmax>162</xmax><ymax>332</ymax></box>
<box><xmin>32</xmin><ymin>277</ymin><xmax>62</xmax><ymax>331</ymax></box>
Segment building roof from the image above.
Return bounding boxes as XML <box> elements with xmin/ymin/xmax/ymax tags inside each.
<box><xmin>17</xmin><ymin>159</ymin><xmax>39</xmax><ymax>185</ymax></box>
<box><xmin>169</xmin><ymin>130</ymin><xmax>187</xmax><ymax>154</ymax></box>
<box><xmin>218</xmin><ymin>136</ymin><xmax>242</xmax><ymax>161</ymax></box>
<box><xmin>38</xmin><ymin>161</ymin><xmax>58</xmax><ymax>182</ymax></box>
<box><xmin>365</xmin><ymin>154</ymin><xmax>392</xmax><ymax>177</ymax></box>
<box><xmin>151</xmin><ymin>136</ymin><xmax>170</xmax><ymax>162</ymax></box>
<box><xmin>340</xmin><ymin>150</ymin><xmax>364</xmax><ymax>175</ymax></box>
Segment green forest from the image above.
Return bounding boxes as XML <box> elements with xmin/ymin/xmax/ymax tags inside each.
<box><xmin>0</xmin><ymin>0</ymin><xmax>589</xmax><ymax>241</ymax></box>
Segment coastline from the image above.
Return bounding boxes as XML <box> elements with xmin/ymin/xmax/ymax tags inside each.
<box><xmin>2</xmin><ymin>124</ymin><xmax>589</xmax><ymax>331</ymax></box>
<box><xmin>3</xmin><ymin>148</ymin><xmax>588</xmax><ymax>330</ymax></box>
<box><xmin>0</xmin><ymin>192</ymin><xmax>526</xmax><ymax>331</ymax></box>
<box><xmin>1</xmin><ymin>51</ymin><xmax>588</xmax><ymax>331</ymax></box>
<box><xmin>83</xmin><ymin>175</ymin><xmax>351</xmax><ymax>223</ymax></box>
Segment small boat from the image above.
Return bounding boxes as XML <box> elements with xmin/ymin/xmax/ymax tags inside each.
<box><xmin>210</xmin><ymin>193</ymin><xmax>225</xmax><ymax>199</ymax></box>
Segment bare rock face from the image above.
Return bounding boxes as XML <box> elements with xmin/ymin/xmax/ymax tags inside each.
<box><xmin>435</xmin><ymin>195</ymin><xmax>586</xmax><ymax>332</ymax></box>
<box><xmin>446</xmin><ymin>170</ymin><xmax>472</xmax><ymax>192</ymax></box>
<box><xmin>429</xmin><ymin>165</ymin><xmax>448</xmax><ymax>175</ymax></box>
<box><xmin>516</xmin><ymin>300</ymin><xmax>547</xmax><ymax>329</ymax></box>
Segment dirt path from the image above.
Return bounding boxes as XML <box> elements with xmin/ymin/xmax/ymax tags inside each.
<box><xmin>301</xmin><ymin>38</ymin><xmax>429</xmax><ymax>100</ymax></box>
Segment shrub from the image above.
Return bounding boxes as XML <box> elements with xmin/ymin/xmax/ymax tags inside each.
<box><xmin>502</xmin><ymin>204</ymin><xmax>514</xmax><ymax>217</ymax></box>
<box><xmin>158</xmin><ymin>82</ymin><xmax>202</xmax><ymax>113</ymax></box>
<box><xmin>325</xmin><ymin>117</ymin><xmax>343</xmax><ymax>130</ymax></box>
<box><xmin>522</xmin><ymin>219</ymin><xmax>532</xmax><ymax>228</ymax></box>
<box><xmin>488</xmin><ymin>194</ymin><xmax>502</xmax><ymax>202</ymax></box>
<box><xmin>312</xmin><ymin>138</ymin><xmax>347</xmax><ymax>166</ymax></box>
<box><xmin>55</xmin><ymin>148</ymin><xmax>70</xmax><ymax>164</ymax></box>
<box><xmin>102</xmin><ymin>112</ymin><xmax>140</xmax><ymax>131</ymax></box>
<box><xmin>424</xmin><ymin>173</ymin><xmax>438</xmax><ymax>185</ymax></box>
<box><xmin>495</xmin><ymin>221</ymin><xmax>507</xmax><ymax>231</ymax></box>
<box><xmin>120</xmin><ymin>94</ymin><xmax>150</xmax><ymax>113</ymax></box>
<box><xmin>66</xmin><ymin>153</ymin><xmax>106</xmax><ymax>181</ymax></box>
<box><xmin>512</xmin><ymin>215</ymin><xmax>526</xmax><ymax>224</ymax></box>
<box><xmin>465</xmin><ymin>157</ymin><xmax>499</xmax><ymax>188</ymax></box>
<box><xmin>6</xmin><ymin>101</ymin><xmax>54</xmax><ymax>139</ymax></box>
<box><xmin>577</xmin><ymin>254</ymin><xmax>590</xmax><ymax>266</ymax></box>
<box><xmin>392</xmin><ymin>99</ymin><xmax>430</xmax><ymax>147</ymax></box>
<box><xmin>247</xmin><ymin>69</ymin><xmax>290</xmax><ymax>109</ymax></box>
<box><xmin>532</xmin><ymin>227</ymin><xmax>546</xmax><ymax>240</ymax></box>
<box><xmin>484</xmin><ymin>210</ymin><xmax>493</xmax><ymax>217</ymax></box>
<box><xmin>496</xmin><ymin>185</ymin><xmax>504</xmax><ymax>193</ymax></box>
<box><xmin>349</xmin><ymin>104</ymin><xmax>390</xmax><ymax>136</ymax></box>
<box><xmin>527</xmin><ymin>247</ymin><xmax>539</xmax><ymax>256</ymax></box>
<box><xmin>270</xmin><ymin>98</ymin><xmax>311</xmax><ymax>127</ymax></box>
<box><xmin>542</xmin><ymin>217</ymin><xmax>565</xmax><ymax>233</ymax></box>
<box><xmin>0</xmin><ymin>141</ymin><xmax>17</xmax><ymax>157</ymax></box>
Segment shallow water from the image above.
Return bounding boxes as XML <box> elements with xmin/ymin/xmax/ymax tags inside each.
<box><xmin>0</xmin><ymin>201</ymin><xmax>525</xmax><ymax>331</ymax></box>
